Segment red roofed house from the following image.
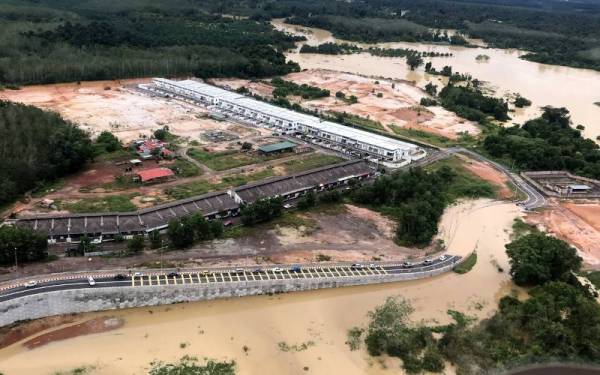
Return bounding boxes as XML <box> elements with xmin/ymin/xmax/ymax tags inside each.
<box><xmin>135</xmin><ymin>168</ymin><xmax>175</xmax><ymax>184</ymax></box>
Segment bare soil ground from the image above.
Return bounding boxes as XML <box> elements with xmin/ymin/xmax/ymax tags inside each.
<box><xmin>526</xmin><ymin>200</ymin><xmax>600</xmax><ymax>267</ymax></box>
<box><xmin>1</xmin><ymin>205</ymin><xmax>424</xmax><ymax>280</ymax></box>
<box><xmin>0</xmin><ymin>315</ymin><xmax>77</xmax><ymax>350</ymax></box>
<box><xmin>22</xmin><ymin>316</ymin><xmax>124</xmax><ymax>349</ymax></box>
<box><xmin>215</xmin><ymin>69</ymin><xmax>479</xmax><ymax>139</ymax></box>
<box><xmin>0</xmin><ymin>79</ymin><xmax>232</xmax><ymax>143</ymax></box>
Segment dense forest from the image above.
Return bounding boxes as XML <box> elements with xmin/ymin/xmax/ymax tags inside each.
<box><xmin>484</xmin><ymin>107</ymin><xmax>600</xmax><ymax>178</ymax></box>
<box><xmin>0</xmin><ymin>1</ymin><xmax>301</xmax><ymax>85</ymax></box>
<box><xmin>0</xmin><ymin>101</ymin><xmax>94</xmax><ymax>206</ymax></box>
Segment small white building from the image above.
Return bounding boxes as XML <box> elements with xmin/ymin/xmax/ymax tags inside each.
<box><xmin>150</xmin><ymin>78</ymin><xmax>426</xmax><ymax>165</ymax></box>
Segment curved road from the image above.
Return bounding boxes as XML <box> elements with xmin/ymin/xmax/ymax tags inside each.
<box><xmin>0</xmin><ymin>256</ymin><xmax>461</xmax><ymax>303</ymax></box>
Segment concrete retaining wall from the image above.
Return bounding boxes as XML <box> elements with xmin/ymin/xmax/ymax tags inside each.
<box><xmin>0</xmin><ymin>264</ymin><xmax>456</xmax><ymax>327</ymax></box>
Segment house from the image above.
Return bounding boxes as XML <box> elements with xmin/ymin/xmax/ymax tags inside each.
<box><xmin>134</xmin><ymin>168</ymin><xmax>175</xmax><ymax>184</ymax></box>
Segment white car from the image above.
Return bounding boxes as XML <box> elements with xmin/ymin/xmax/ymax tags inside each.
<box><xmin>91</xmin><ymin>238</ymin><xmax>102</xmax><ymax>245</ymax></box>
<box><xmin>283</xmin><ymin>204</ymin><xmax>293</xmax><ymax>209</ymax></box>
<box><xmin>439</xmin><ymin>255</ymin><xmax>448</xmax><ymax>261</ymax></box>
<box><xmin>24</xmin><ymin>280</ymin><xmax>38</xmax><ymax>288</ymax></box>
<box><xmin>272</xmin><ymin>267</ymin><xmax>284</xmax><ymax>273</ymax></box>
<box><xmin>133</xmin><ymin>272</ymin><xmax>143</xmax><ymax>277</ymax></box>
<box><xmin>87</xmin><ymin>276</ymin><xmax>96</xmax><ymax>286</ymax></box>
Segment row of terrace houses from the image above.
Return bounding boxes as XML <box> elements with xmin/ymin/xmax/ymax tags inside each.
<box><xmin>150</xmin><ymin>78</ymin><xmax>426</xmax><ymax>166</ymax></box>
<box><xmin>11</xmin><ymin>161</ymin><xmax>374</xmax><ymax>243</ymax></box>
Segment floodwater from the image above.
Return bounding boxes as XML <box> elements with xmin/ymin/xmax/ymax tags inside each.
<box><xmin>0</xmin><ymin>200</ymin><xmax>523</xmax><ymax>375</ymax></box>
<box><xmin>273</xmin><ymin>20</ymin><xmax>600</xmax><ymax>140</ymax></box>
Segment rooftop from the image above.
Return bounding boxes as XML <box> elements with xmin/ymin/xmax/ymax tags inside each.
<box><xmin>258</xmin><ymin>141</ymin><xmax>297</xmax><ymax>153</ymax></box>
<box><xmin>137</xmin><ymin>168</ymin><xmax>175</xmax><ymax>182</ymax></box>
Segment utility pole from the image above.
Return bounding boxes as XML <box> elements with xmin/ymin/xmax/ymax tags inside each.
<box><xmin>13</xmin><ymin>246</ymin><xmax>18</xmax><ymax>279</ymax></box>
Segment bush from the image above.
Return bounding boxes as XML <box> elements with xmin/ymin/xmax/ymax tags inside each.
<box><xmin>127</xmin><ymin>235</ymin><xmax>145</xmax><ymax>254</ymax></box>
<box><xmin>240</xmin><ymin>197</ymin><xmax>283</xmax><ymax>226</ymax></box>
<box><xmin>297</xmin><ymin>192</ymin><xmax>316</xmax><ymax>210</ymax></box>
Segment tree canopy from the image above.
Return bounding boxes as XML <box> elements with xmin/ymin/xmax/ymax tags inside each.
<box><xmin>0</xmin><ymin>101</ymin><xmax>94</xmax><ymax>206</ymax></box>
<box><xmin>506</xmin><ymin>232</ymin><xmax>582</xmax><ymax>286</ymax></box>
<box><xmin>0</xmin><ymin>225</ymin><xmax>48</xmax><ymax>266</ymax></box>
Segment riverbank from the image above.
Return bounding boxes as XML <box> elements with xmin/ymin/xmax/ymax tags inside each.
<box><xmin>0</xmin><ymin>199</ymin><xmax>523</xmax><ymax>375</ymax></box>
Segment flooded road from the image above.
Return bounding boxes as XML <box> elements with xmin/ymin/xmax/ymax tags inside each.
<box><xmin>273</xmin><ymin>20</ymin><xmax>600</xmax><ymax>140</ymax></box>
<box><xmin>0</xmin><ymin>200</ymin><xmax>522</xmax><ymax>375</ymax></box>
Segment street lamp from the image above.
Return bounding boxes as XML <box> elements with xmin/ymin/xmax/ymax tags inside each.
<box><xmin>13</xmin><ymin>246</ymin><xmax>18</xmax><ymax>279</ymax></box>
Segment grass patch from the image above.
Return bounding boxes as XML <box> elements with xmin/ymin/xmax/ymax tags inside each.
<box><xmin>425</xmin><ymin>156</ymin><xmax>496</xmax><ymax>201</ymax></box>
<box><xmin>169</xmin><ymin>159</ymin><xmax>201</xmax><ymax>177</ymax></box>
<box><xmin>166</xmin><ymin>169</ymin><xmax>276</xmax><ymax>200</ymax></box>
<box><xmin>187</xmin><ymin>148</ymin><xmax>286</xmax><ymax>171</ymax></box>
<box><xmin>454</xmin><ymin>252</ymin><xmax>477</xmax><ymax>274</ymax></box>
<box><xmin>95</xmin><ymin>149</ymin><xmax>136</xmax><ymax>162</ymax></box>
<box><xmin>80</xmin><ymin>175</ymin><xmax>139</xmax><ymax>193</ymax></box>
<box><xmin>511</xmin><ymin>218</ymin><xmax>538</xmax><ymax>240</ymax></box>
<box><xmin>333</xmin><ymin>112</ymin><xmax>386</xmax><ymax>131</ymax></box>
<box><xmin>282</xmin><ymin>154</ymin><xmax>345</xmax><ymax>174</ymax></box>
<box><xmin>278</xmin><ymin>340</ymin><xmax>315</xmax><ymax>352</ymax></box>
<box><xmin>58</xmin><ymin>194</ymin><xmax>138</xmax><ymax>213</ymax></box>
<box><xmin>389</xmin><ymin>125</ymin><xmax>455</xmax><ymax>148</ymax></box>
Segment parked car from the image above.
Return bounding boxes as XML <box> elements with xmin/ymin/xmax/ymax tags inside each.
<box><xmin>223</xmin><ymin>220</ymin><xmax>233</xmax><ymax>227</ymax></box>
<box><xmin>369</xmin><ymin>264</ymin><xmax>377</xmax><ymax>269</ymax></box>
<box><xmin>235</xmin><ymin>268</ymin><xmax>245</xmax><ymax>275</ymax></box>
<box><xmin>167</xmin><ymin>272</ymin><xmax>179</xmax><ymax>278</ymax></box>
<box><xmin>272</xmin><ymin>267</ymin><xmax>284</xmax><ymax>273</ymax></box>
<box><xmin>133</xmin><ymin>272</ymin><xmax>143</xmax><ymax>277</ymax></box>
<box><xmin>201</xmin><ymin>270</ymin><xmax>212</xmax><ymax>276</ymax></box>
<box><xmin>290</xmin><ymin>266</ymin><xmax>302</xmax><ymax>273</ymax></box>
<box><xmin>91</xmin><ymin>238</ymin><xmax>102</xmax><ymax>245</ymax></box>
<box><xmin>87</xmin><ymin>276</ymin><xmax>96</xmax><ymax>286</ymax></box>
<box><xmin>351</xmin><ymin>263</ymin><xmax>364</xmax><ymax>270</ymax></box>
<box><xmin>252</xmin><ymin>268</ymin><xmax>263</xmax><ymax>274</ymax></box>
<box><xmin>113</xmin><ymin>274</ymin><xmax>127</xmax><ymax>280</ymax></box>
<box><xmin>283</xmin><ymin>203</ymin><xmax>293</xmax><ymax>209</ymax></box>
<box><xmin>24</xmin><ymin>280</ymin><xmax>38</xmax><ymax>288</ymax></box>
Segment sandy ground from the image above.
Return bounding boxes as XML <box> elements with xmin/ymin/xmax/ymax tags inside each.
<box><xmin>0</xmin><ymin>79</ymin><xmax>236</xmax><ymax>143</ymax></box>
<box><xmin>526</xmin><ymin>200</ymin><xmax>600</xmax><ymax>267</ymax></box>
<box><xmin>215</xmin><ymin>69</ymin><xmax>479</xmax><ymax>140</ymax></box>
<box><xmin>0</xmin><ymin>199</ymin><xmax>523</xmax><ymax>375</ymax></box>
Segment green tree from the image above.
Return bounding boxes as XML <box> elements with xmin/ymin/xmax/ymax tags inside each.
<box><xmin>78</xmin><ymin>235</ymin><xmax>96</xmax><ymax>255</ymax></box>
<box><xmin>240</xmin><ymin>197</ymin><xmax>283</xmax><ymax>226</ymax></box>
<box><xmin>506</xmin><ymin>232</ymin><xmax>582</xmax><ymax>286</ymax></box>
<box><xmin>154</xmin><ymin>128</ymin><xmax>169</xmax><ymax>141</ymax></box>
<box><xmin>127</xmin><ymin>235</ymin><xmax>145</xmax><ymax>254</ymax></box>
<box><xmin>148</xmin><ymin>231</ymin><xmax>162</xmax><ymax>249</ymax></box>
<box><xmin>95</xmin><ymin>131</ymin><xmax>122</xmax><ymax>153</ymax></box>
<box><xmin>406</xmin><ymin>54</ymin><xmax>424</xmax><ymax>70</ymax></box>
<box><xmin>0</xmin><ymin>226</ymin><xmax>48</xmax><ymax>265</ymax></box>
<box><xmin>297</xmin><ymin>191</ymin><xmax>316</xmax><ymax>210</ymax></box>
<box><xmin>167</xmin><ymin>217</ymin><xmax>195</xmax><ymax>249</ymax></box>
<box><xmin>424</xmin><ymin>82</ymin><xmax>437</xmax><ymax>96</ymax></box>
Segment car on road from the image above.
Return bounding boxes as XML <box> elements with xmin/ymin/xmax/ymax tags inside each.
<box><xmin>167</xmin><ymin>272</ymin><xmax>179</xmax><ymax>278</ymax></box>
<box><xmin>439</xmin><ymin>255</ymin><xmax>448</xmax><ymax>261</ymax></box>
<box><xmin>423</xmin><ymin>259</ymin><xmax>434</xmax><ymax>265</ymax></box>
<box><xmin>369</xmin><ymin>264</ymin><xmax>376</xmax><ymax>269</ymax></box>
<box><xmin>351</xmin><ymin>263</ymin><xmax>364</xmax><ymax>270</ymax></box>
<box><xmin>113</xmin><ymin>274</ymin><xmax>127</xmax><ymax>280</ymax></box>
<box><xmin>24</xmin><ymin>280</ymin><xmax>38</xmax><ymax>288</ymax></box>
<box><xmin>401</xmin><ymin>262</ymin><xmax>413</xmax><ymax>268</ymax></box>
<box><xmin>87</xmin><ymin>276</ymin><xmax>96</xmax><ymax>286</ymax></box>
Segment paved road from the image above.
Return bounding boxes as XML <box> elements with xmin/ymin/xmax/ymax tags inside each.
<box><xmin>0</xmin><ymin>256</ymin><xmax>460</xmax><ymax>303</ymax></box>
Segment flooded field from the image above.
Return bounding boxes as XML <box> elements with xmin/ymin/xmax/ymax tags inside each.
<box><xmin>273</xmin><ymin>20</ymin><xmax>600</xmax><ymax>140</ymax></box>
<box><xmin>0</xmin><ymin>200</ymin><xmax>523</xmax><ymax>375</ymax></box>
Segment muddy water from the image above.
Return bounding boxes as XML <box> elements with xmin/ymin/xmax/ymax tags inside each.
<box><xmin>0</xmin><ymin>200</ymin><xmax>522</xmax><ymax>375</ymax></box>
<box><xmin>273</xmin><ymin>20</ymin><xmax>600</xmax><ymax>140</ymax></box>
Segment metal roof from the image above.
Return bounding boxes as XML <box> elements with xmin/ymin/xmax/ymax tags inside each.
<box><xmin>258</xmin><ymin>141</ymin><xmax>297</xmax><ymax>153</ymax></box>
<box><xmin>153</xmin><ymin>78</ymin><xmax>421</xmax><ymax>153</ymax></box>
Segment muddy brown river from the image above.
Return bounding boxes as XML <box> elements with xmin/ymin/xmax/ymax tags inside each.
<box><xmin>273</xmin><ymin>20</ymin><xmax>600</xmax><ymax>140</ymax></box>
<box><xmin>0</xmin><ymin>200</ymin><xmax>523</xmax><ymax>374</ymax></box>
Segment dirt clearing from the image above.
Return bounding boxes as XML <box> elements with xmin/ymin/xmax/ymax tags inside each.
<box><xmin>0</xmin><ymin>79</ymin><xmax>231</xmax><ymax>142</ymax></box>
<box><xmin>526</xmin><ymin>200</ymin><xmax>600</xmax><ymax>267</ymax></box>
<box><xmin>459</xmin><ymin>156</ymin><xmax>514</xmax><ymax>199</ymax></box>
